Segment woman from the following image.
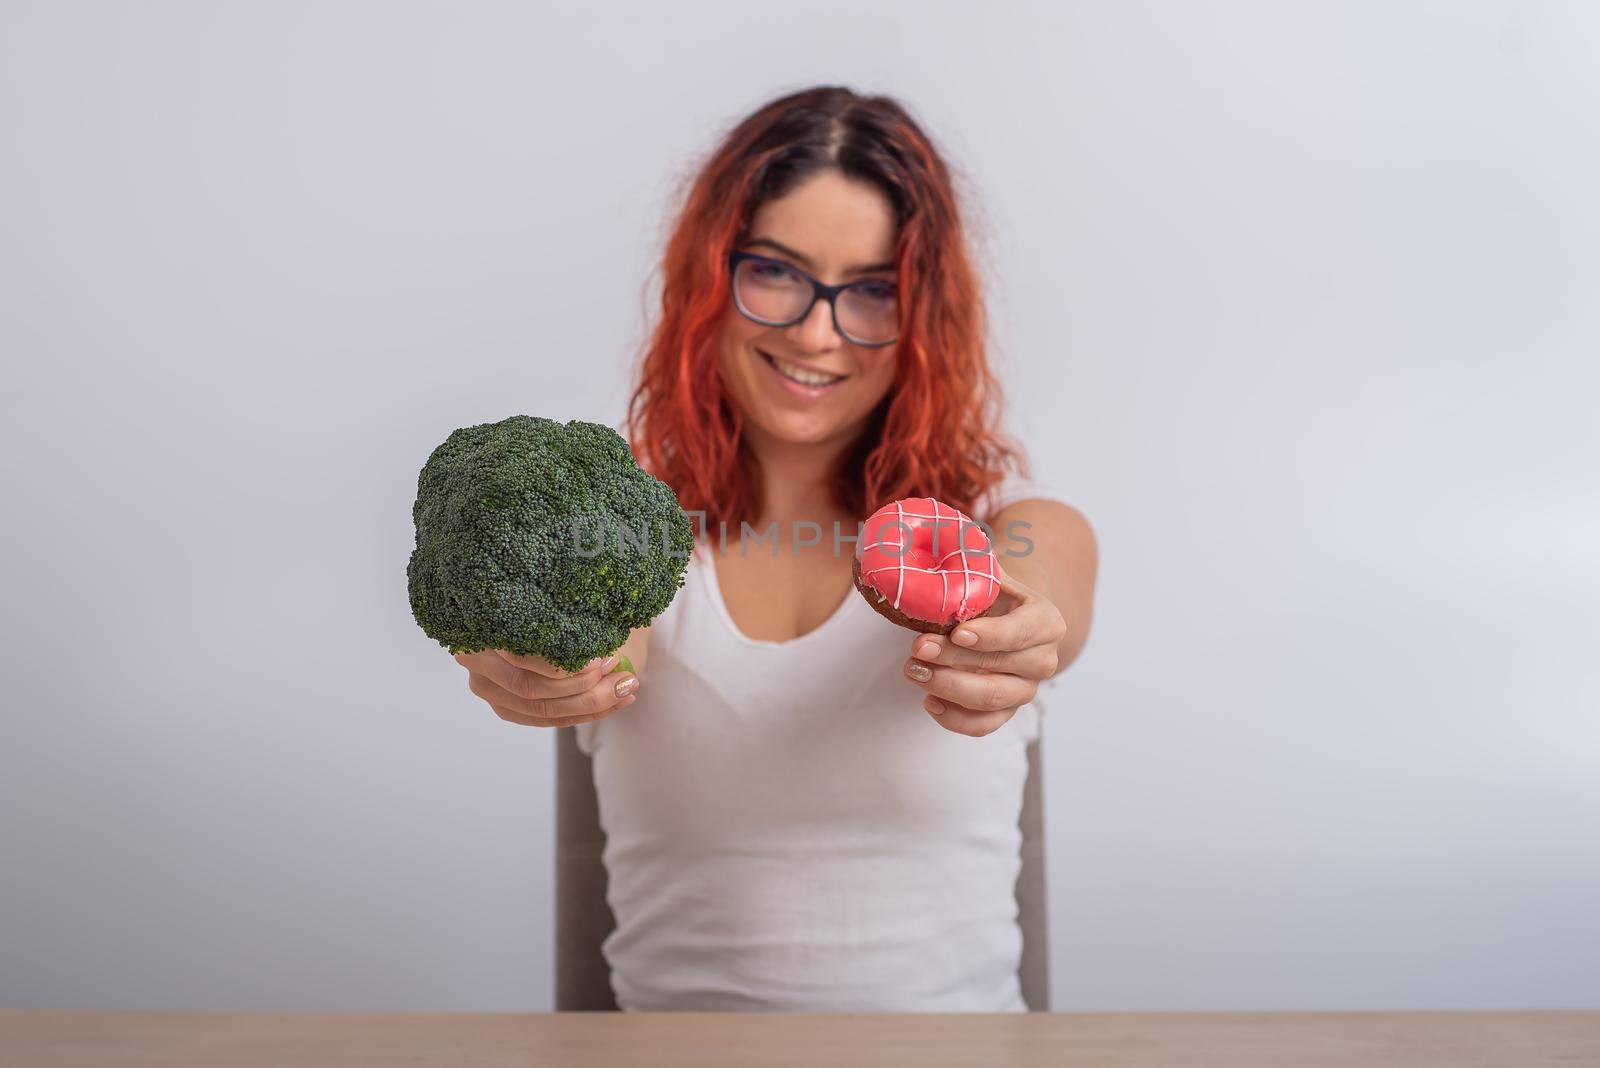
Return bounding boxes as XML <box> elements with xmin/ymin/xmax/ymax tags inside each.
<box><xmin>455</xmin><ymin>86</ymin><xmax>1098</xmax><ymax>1011</ymax></box>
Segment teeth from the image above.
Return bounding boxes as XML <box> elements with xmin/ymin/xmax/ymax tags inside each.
<box><xmin>768</xmin><ymin>353</ymin><xmax>843</xmax><ymax>387</ymax></box>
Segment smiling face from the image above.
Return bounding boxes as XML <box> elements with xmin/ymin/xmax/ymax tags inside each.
<box><xmin>716</xmin><ymin>168</ymin><xmax>901</xmax><ymax>454</ymax></box>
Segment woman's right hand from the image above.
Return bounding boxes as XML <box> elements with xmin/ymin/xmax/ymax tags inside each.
<box><xmin>453</xmin><ymin>648</ymin><xmax>639</xmax><ymax>728</ymax></box>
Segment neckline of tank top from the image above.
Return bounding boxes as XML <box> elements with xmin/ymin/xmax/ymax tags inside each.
<box><xmin>692</xmin><ymin>539</ymin><xmax>863</xmax><ymax>651</ymax></box>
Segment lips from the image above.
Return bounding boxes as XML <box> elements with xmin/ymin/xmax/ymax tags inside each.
<box><xmin>758</xmin><ymin>349</ymin><xmax>847</xmax><ymax>388</ymax></box>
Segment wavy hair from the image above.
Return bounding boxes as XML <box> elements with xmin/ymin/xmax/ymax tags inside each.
<box><xmin>624</xmin><ymin>85</ymin><xmax>1027</xmax><ymax>528</ymax></box>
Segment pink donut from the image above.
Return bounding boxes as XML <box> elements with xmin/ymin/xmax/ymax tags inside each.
<box><xmin>852</xmin><ymin>497</ymin><xmax>1001</xmax><ymax>634</ymax></box>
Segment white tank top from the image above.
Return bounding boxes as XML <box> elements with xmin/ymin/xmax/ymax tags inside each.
<box><xmin>575</xmin><ymin>474</ymin><xmax>1068</xmax><ymax>1011</ymax></box>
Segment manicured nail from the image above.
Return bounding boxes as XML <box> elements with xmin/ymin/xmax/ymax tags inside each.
<box><xmin>905</xmin><ymin>661</ymin><xmax>932</xmax><ymax>683</ymax></box>
<box><xmin>914</xmin><ymin>639</ymin><xmax>939</xmax><ymax>660</ymax></box>
<box><xmin>925</xmin><ymin>696</ymin><xmax>945</xmax><ymax>716</ymax></box>
<box><xmin>952</xmin><ymin>628</ymin><xmax>977</xmax><ymax>647</ymax></box>
<box><xmin>614</xmin><ymin>675</ymin><xmax>638</xmax><ymax>698</ymax></box>
<box><xmin>599</xmin><ymin>655</ymin><xmax>619</xmax><ymax>672</ymax></box>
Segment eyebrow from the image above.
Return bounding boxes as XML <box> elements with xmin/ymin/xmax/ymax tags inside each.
<box><xmin>745</xmin><ymin>236</ymin><xmax>896</xmax><ymax>277</ymax></box>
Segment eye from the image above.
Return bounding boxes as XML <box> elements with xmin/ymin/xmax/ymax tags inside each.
<box><xmin>851</xmin><ymin>281</ymin><xmax>897</xmax><ymax>302</ymax></box>
<box><xmin>751</xmin><ymin>259</ymin><xmax>802</xmax><ymax>283</ymax></box>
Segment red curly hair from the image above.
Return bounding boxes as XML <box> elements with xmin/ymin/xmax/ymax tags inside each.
<box><xmin>624</xmin><ymin>85</ymin><xmax>1027</xmax><ymax>528</ymax></box>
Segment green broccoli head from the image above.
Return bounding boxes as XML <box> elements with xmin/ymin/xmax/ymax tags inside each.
<box><xmin>407</xmin><ymin>415</ymin><xmax>695</xmax><ymax>671</ymax></box>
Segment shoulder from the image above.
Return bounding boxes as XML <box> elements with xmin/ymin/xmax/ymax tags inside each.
<box><xmin>977</xmin><ymin>467</ymin><xmax>1076</xmax><ymax>526</ymax></box>
<box><xmin>979</xmin><ymin>467</ymin><xmax>1096</xmax><ymax>566</ymax></box>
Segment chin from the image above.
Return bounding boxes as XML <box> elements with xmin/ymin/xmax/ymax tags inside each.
<box><xmin>755</xmin><ymin>409</ymin><xmax>850</xmax><ymax>446</ymax></box>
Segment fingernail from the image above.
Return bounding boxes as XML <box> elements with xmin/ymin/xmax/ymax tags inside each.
<box><xmin>614</xmin><ymin>675</ymin><xmax>638</xmax><ymax>698</ymax></box>
<box><xmin>952</xmin><ymin>628</ymin><xmax>977</xmax><ymax>647</ymax></box>
<box><xmin>925</xmin><ymin>696</ymin><xmax>945</xmax><ymax>716</ymax></box>
<box><xmin>914</xmin><ymin>639</ymin><xmax>939</xmax><ymax>660</ymax></box>
<box><xmin>600</xmin><ymin>655</ymin><xmax>619</xmax><ymax>672</ymax></box>
<box><xmin>905</xmin><ymin>661</ymin><xmax>932</xmax><ymax>683</ymax></box>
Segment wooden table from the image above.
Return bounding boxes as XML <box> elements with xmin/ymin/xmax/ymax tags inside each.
<box><xmin>2</xmin><ymin>1010</ymin><xmax>1596</xmax><ymax>1066</ymax></box>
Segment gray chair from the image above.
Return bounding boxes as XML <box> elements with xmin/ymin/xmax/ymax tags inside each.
<box><xmin>554</xmin><ymin>729</ymin><xmax>1050</xmax><ymax>1011</ymax></box>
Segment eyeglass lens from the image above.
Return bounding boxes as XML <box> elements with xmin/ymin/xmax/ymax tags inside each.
<box><xmin>733</xmin><ymin>257</ymin><xmax>898</xmax><ymax>345</ymax></box>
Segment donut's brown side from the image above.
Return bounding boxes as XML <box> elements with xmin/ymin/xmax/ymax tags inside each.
<box><xmin>851</xmin><ymin>554</ymin><xmax>994</xmax><ymax>636</ymax></box>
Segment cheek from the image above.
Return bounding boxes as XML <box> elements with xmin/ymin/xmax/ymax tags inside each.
<box><xmin>715</xmin><ymin>320</ymin><xmax>758</xmax><ymax>380</ymax></box>
<box><xmin>858</xmin><ymin>350</ymin><xmax>899</xmax><ymax>402</ymax></box>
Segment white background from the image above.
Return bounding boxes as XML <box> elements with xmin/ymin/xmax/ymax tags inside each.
<box><xmin>2</xmin><ymin>0</ymin><xmax>1596</xmax><ymax>1011</ymax></box>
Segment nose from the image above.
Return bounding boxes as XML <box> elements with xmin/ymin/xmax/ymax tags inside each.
<box><xmin>784</xmin><ymin>294</ymin><xmax>844</xmax><ymax>353</ymax></box>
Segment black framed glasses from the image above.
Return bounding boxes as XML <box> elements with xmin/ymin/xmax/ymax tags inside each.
<box><xmin>728</xmin><ymin>249</ymin><xmax>900</xmax><ymax>347</ymax></box>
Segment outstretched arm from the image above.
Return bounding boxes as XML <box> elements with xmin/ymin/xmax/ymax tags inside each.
<box><xmin>900</xmin><ymin>498</ymin><xmax>1098</xmax><ymax>737</ymax></box>
<box><xmin>987</xmin><ymin>497</ymin><xmax>1099</xmax><ymax>677</ymax></box>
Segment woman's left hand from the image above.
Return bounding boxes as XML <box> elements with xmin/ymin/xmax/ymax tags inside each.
<box><xmin>901</xmin><ymin>561</ymin><xmax>1068</xmax><ymax>737</ymax></box>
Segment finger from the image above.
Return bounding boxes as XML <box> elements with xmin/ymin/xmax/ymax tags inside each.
<box><xmin>471</xmin><ymin>672</ymin><xmax>633</xmax><ymax>726</ymax></box>
<box><xmin>904</xmin><ymin>661</ymin><xmax>1034</xmax><ymax>714</ymax></box>
<box><xmin>923</xmin><ymin>694</ymin><xmax>1017</xmax><ymax>738</ymax></box>
<box><xmin>947</xmin><ymin>597</ymin><xmax>1065</xmax><ymax>655</ymax></box>
<box><xmin>459</xmin><ymin>651</ymin><xmax>617</xmax><ymax>700</ymax></box>
<box><xmin>468</xmin><ymin>666</ymin><xmax>639</xmax><ymax>723</ymax></box>
<box><xmin>494</xmin><ymin>647</ymin><xmax>613</xmax><ymax>680</ymax></box>
<box><xmin>492</xmin><ymin>692</ymin><xmax>638</xmax><ymax>729</ymax></box>
<box><xmin>908</xmin><ymin>633</ymin><xmax>1057</xmax><ymax>679</ymax></box>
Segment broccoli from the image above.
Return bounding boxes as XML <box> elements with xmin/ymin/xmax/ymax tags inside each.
<box><xmin>407</xmin><ymin>415</ymin><xmax>695</xmax><ymax>672</ymax></box>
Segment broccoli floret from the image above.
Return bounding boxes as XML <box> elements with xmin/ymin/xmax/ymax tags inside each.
<box><xmin>407</xmin><ymin>415</ymin><xmax>694</xmax><ymax>672</ymax></box>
